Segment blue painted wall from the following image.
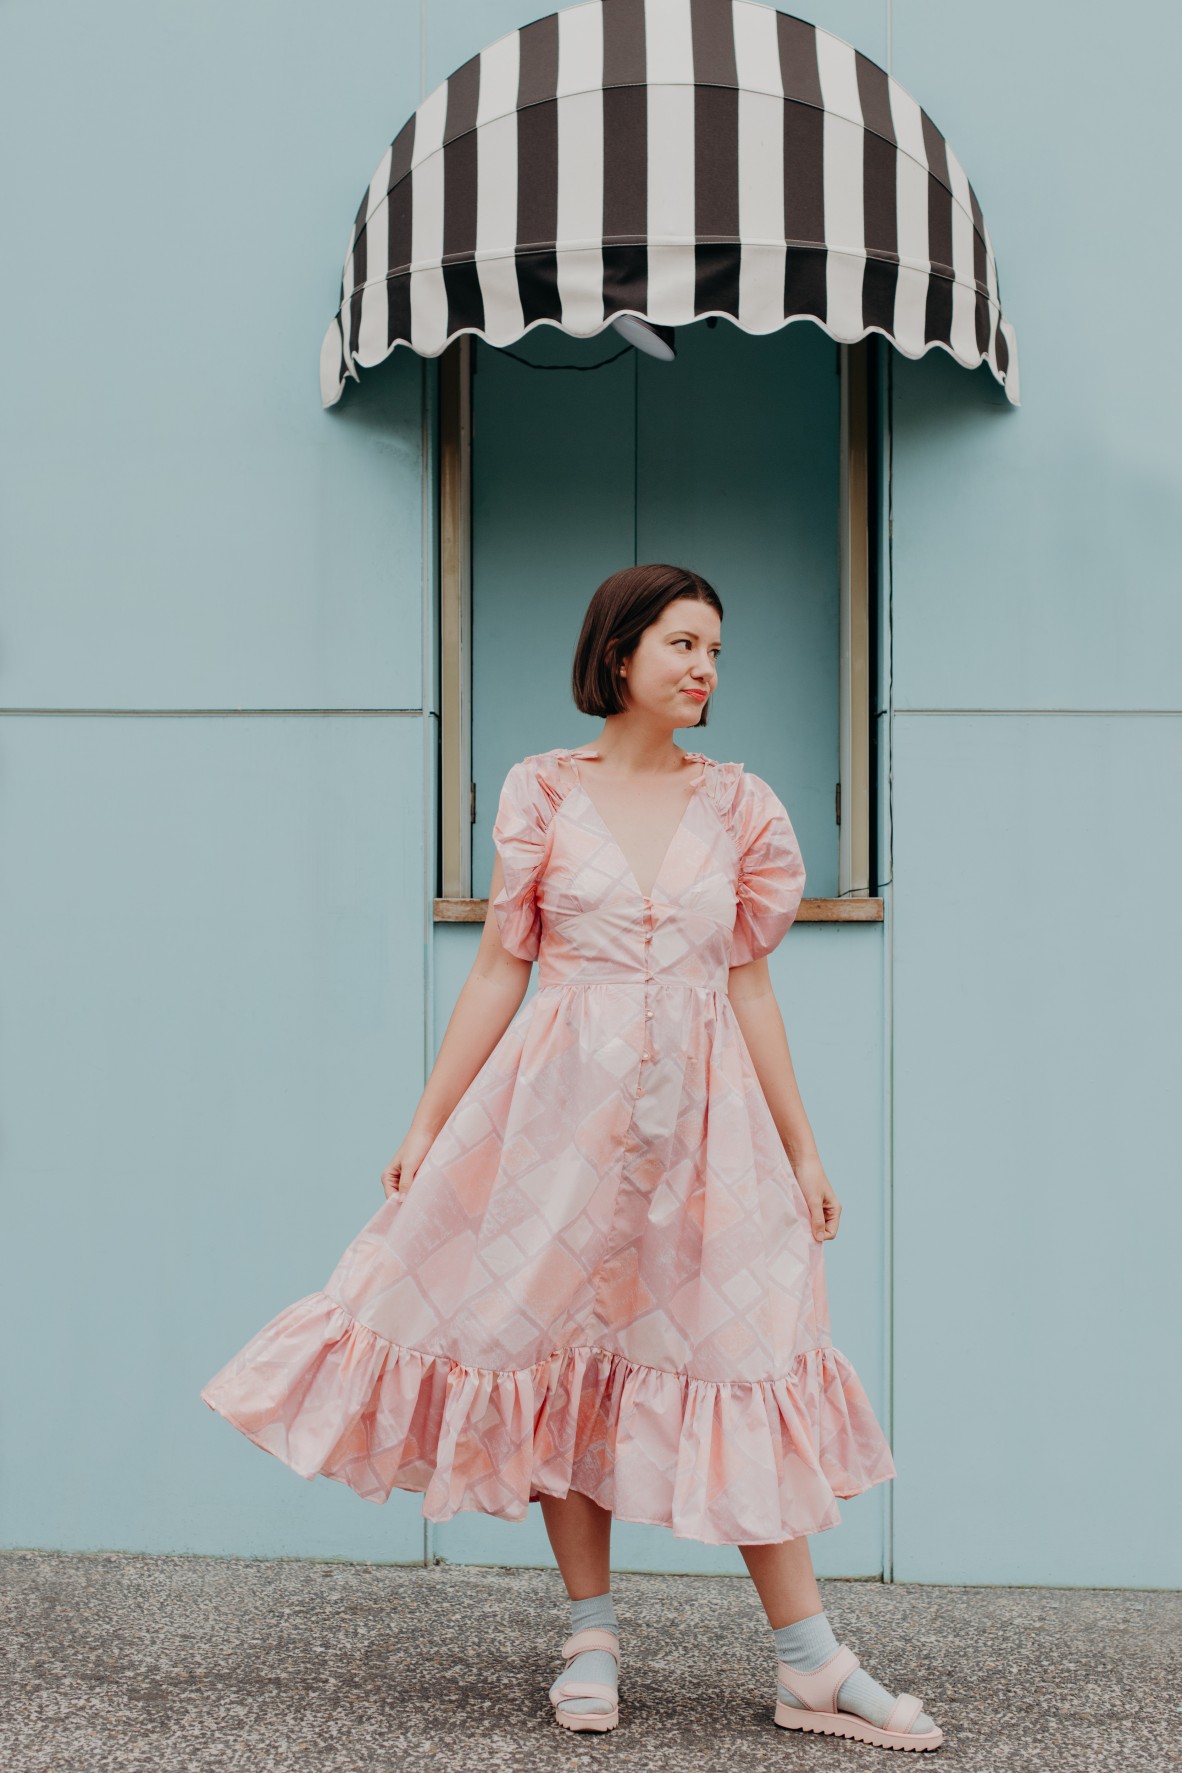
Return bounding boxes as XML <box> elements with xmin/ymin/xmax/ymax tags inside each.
<box><xmin>888</xmin><ymin>0</ymin><xmax>1182</xmax><ymax>1588</ymax></box>
<box><xmin>0</xmin><ymin>0</ymin><xmax>436</xmax><ymax>1567</ymax></box>
<box><xmin>1</xmin><ymin>0</ymin><xmax>1176</xmax><ymax>1589</ymax></box>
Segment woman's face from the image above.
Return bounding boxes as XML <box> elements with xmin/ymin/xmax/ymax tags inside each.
<box><xmin>620</xmin><ymin>597</ymin><xmax>721</xmax><ymax>725</ymax></box>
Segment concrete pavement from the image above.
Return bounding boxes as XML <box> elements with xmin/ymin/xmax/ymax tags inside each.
<box><xmin>2</xmin><ymin>1551</ymin><xmax>1177</xmax><ymax>1772</ymax></box>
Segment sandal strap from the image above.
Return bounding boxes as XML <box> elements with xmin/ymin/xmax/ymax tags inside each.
<box><xmin>553</xmin><ymin>1680</ymin><xmax>619</xmax><ymax>1704</ymax></box>
<box><xmin>776</xmin><ymin>1643</ymin><xmax>860</xmax><ymax>1714</ymax></box>
<box><xmin>884</xmin><ymin>1692</ymin><xmax>926</xmax><ymax>1734</ymax></box>
<box><xmin>560</xmin><ymin>1627</ymin><xmax>620</xmax><ymax>1663</ymax></box>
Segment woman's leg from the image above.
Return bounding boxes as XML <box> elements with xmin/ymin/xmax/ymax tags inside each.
<box><xmin>739</xmin><ymin>1535</ymin><xmax>823</xmax><ymax>1628</ymax></box>
<box><xmin>539</xmin><ymin>1492</ymin><xmax>612</xmax><ymax>1597</ymax></box>
<box><xmin>540</xmin><ymin>1493</ymin><xmax>619</xmax><ymax>1726</ymax></box>
<box><xmin>740</xmin><ymin>1535</ymin><xmax>937</xmax><ymax>1737</ymax></box>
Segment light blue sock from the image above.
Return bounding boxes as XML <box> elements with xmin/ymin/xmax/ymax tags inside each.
<box><xmin>774</xmin><ymin>1610</ymin><xmax>935</xmax><ymax>1734</ymax></box>
<box><xmin>549</xmin><ymin>1591</ymin><xmax>619</xmax><ymax>1719</ymax></box>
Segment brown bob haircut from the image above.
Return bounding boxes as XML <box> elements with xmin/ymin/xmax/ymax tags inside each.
<box><xmin>571</xmin><ymin>564</ymin><xmax>724</xmax><ymax>726</ymax></box>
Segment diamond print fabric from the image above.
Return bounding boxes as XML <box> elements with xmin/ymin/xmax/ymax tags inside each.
<box><xmin>200</xmin><ymin>747</ymin><xmax>896</xmax><ymax>1544</ymax></box>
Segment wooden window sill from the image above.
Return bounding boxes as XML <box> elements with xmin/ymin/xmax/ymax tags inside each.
<box><xmin>433</xmin><ymin>897</ymin><xmax>884</xmax><ymax>925</ymax></box>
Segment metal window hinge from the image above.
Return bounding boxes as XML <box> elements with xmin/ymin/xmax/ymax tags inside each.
<box><xmin>470</xmin><ymin>781</ymin><xmax>477</xmax><ymax>823</ymax></box>
<box><xmin>835</xmin><ymin>780</ymin><xmax>842</xmax><ymax>827</ymax></box>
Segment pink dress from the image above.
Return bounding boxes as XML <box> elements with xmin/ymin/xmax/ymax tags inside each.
<box><xmin>200</xmin><ymin>746</ymin><xmax>896</xmax><ymax>1545</ymax></box>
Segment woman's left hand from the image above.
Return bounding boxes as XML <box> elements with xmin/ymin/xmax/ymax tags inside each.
<box><xmin>792</xmin><ymin>1151</ymin><xmax>842</xmax><ymax>1241</ymax></box>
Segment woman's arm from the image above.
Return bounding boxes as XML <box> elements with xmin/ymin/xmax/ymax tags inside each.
<box><xmin>727</xmin><ymin>958</ymin><xmax>842</xmax><ymax>1241</ymax></box>
<box><xmin>381</xmin><ymin>851</ymin><xmax>531</xmax><ymax>1197</ymax></box>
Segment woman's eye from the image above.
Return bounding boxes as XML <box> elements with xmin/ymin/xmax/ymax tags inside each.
<box><xmin>672</xmin><ymin>638</ymin><xmax>719</xmax><ymax>656</ymax></box>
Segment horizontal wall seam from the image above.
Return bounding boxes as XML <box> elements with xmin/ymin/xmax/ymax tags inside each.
<box><xmin>11</xmin><ymin>707</ymin><xmax>1173</xmax><ymax>719</ymax></box>
<box><xmin>893</xmin><ymin>707</ymin><xmax>1181</xmax><ymax>717</ymax></box>
<box><xmin>0</xmin><ymin>707</ymin><xmax>425</xmax><ymax>718</ymax></box>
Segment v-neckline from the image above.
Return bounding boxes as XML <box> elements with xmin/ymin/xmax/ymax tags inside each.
<box><xmin>561</xmin><ymin>747</ymin><xmax>711</xmax><ymax>901</ymax></box>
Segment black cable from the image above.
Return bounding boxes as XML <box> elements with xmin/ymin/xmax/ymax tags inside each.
<box><xmin>496</xmin><ymin>344</ymin><xmax>633</xmax><ymax>370</ymax></box>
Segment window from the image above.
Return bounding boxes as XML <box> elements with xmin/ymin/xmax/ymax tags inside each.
<box><xmin>434</xmin><ymin>329</ymin><xmax>882</xmax><ymax>927</ymax></box>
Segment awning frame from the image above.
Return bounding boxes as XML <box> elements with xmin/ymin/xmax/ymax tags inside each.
<box><xmin>320</xmin><ymin>0</ymin><xmax>1019</xmax><ymax>409</ymax></box>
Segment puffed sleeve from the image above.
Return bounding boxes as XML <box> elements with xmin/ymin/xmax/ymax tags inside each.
<box><xmin>727</xmin><ymin>769</ymin><xmax>807</xmax><ymax>967</ymax></box>
<box><xmin>488</xmin><ymin>758</ymin><xmax>556</xmax><ymax>961</ymax></box>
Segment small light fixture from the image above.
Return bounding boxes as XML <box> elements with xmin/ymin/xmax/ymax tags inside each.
<box><xmin>609</xmin><ymin>315</ymin><xmax>677</xmax><ymax>361</ymax></box>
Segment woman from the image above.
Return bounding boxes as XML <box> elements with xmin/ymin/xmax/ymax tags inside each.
<box><xmin>201</xmin><ymin>564</ymin><xmax>942</xmax><ymax>1752</ymax></box>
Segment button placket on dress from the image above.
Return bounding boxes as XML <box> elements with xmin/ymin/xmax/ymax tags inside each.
<box><xmin>561</xmin><ymin>747</ymin><xmax>689</xmax><ymax>1156</ymax></box>
<box><xmin>638</xmin><ymin>894</ymin><xmax>655</xmax><ymax>1094</ymax></box>
<box><xmin>588</xmin><ymin>889</ymin><xmax>662</xmax><ymax>1330</ymax></box>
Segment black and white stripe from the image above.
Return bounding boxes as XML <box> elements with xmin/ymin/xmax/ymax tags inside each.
<box><xmin>320</xmin><ymin>0</ymin><xmax>1019</xmax><ymax>407</ymax></box>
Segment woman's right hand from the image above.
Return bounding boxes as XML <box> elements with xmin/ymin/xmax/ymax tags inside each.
<box><xmin>380</xmin><ymin>1125</ymin><xmax>439</xmax><ymax>1200</ymax></box>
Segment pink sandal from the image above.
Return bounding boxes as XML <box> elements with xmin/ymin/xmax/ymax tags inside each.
<box><xmin>774</xmin><ymin>1644</ymin><xmax>943</xmax><ymax>1752</ymax></box>
<box><xmin>549</xmin><ymin>1626</ymin><xmax>620</xmax><ymax>1733</ymax></box>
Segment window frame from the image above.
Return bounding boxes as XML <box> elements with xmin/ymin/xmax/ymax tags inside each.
<box><xmin>432</xmin><ymin>334</ymin><xmax>882</xmax><ymax>927</ymax></box>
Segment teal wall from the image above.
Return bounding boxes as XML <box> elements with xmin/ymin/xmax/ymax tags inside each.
<box><xmin>1</xmin><ymin>0</ymin><xmax>1177</xmax><ymax>1590</ymax></box>
<box><xmin>888</xmin><ymin>0</ymin><xmax>1182</xmax><ymax>1588</ymax></box>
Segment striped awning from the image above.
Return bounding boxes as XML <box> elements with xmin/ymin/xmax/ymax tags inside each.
<box><xmin>320</xmin><ymin>0</ymin><xmax>1019</xmax><ymax>408</ymax></box>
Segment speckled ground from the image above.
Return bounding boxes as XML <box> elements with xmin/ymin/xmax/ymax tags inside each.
<box><xmin>1</xmin><ymin>1552</ymin><xmax>1177</xmax><ymax>1772</ymax></box>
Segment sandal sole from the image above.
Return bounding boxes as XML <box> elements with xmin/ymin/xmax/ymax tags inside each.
<box><xmin>775</xmin><ymin>1700</ymin><xmax>942</xmax><ymax>1751</ymax></box>
<box><xmin>555</xmin><ymin>1707</ymin><xmax>619</xmax><ymax>1732</ymax></box>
